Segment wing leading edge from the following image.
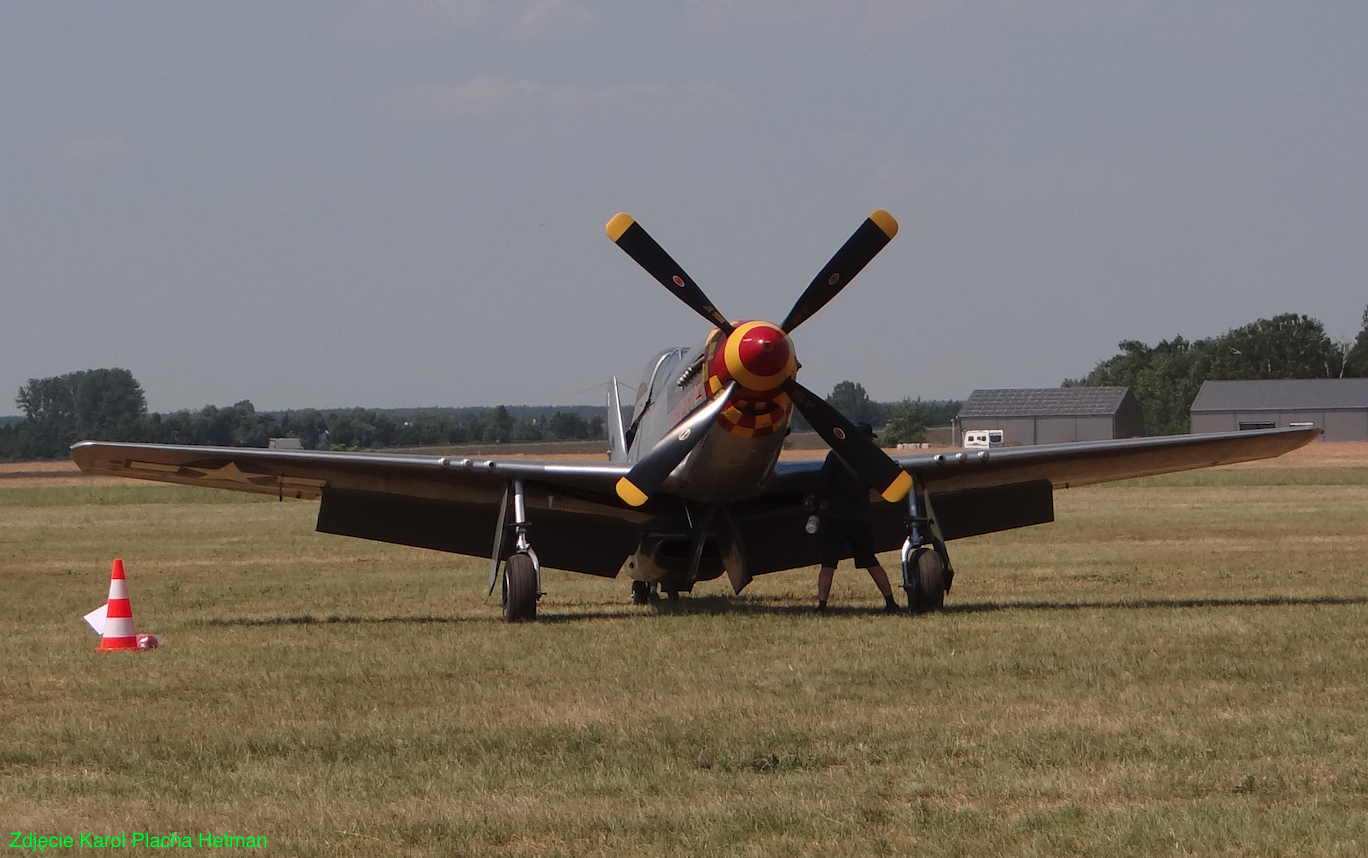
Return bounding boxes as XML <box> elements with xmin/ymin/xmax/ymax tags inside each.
<box><xmin>769</xmin><ymin>426</ymin><xmax>1321</xmax><ymax>496</ymax></box>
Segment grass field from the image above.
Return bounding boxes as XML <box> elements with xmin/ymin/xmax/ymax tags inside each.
<box><xmin>4</xmin><ymin>450</ymin><xmax>1368</xmax><ymax>856</ymax></box>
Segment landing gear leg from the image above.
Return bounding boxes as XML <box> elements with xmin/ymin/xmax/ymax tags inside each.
<box><xmin>900</xmin><ymin>478</ymin><xmax>950</xmax><ymax>614</ymax></box>
<box><xmin>499</xmin><ymin>480</ymin><xmax>541</xmax><ymax>622</ymax></box>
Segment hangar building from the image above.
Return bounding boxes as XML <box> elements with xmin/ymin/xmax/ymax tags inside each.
<box><xmin>953</xmin><ymin>387</ymin><xmax>1144</xmax><ymax>446</ymax></box>
<box><xmin>1189</xmin><ymin>379</ymin><xmax>1368</xmax><ymax>441</ymax></box>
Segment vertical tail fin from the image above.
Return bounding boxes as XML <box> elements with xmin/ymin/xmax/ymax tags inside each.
<box><xmin>606</xmin><ymin>377</ymin><xmax>628</xmax><ymax>463</ymax></box>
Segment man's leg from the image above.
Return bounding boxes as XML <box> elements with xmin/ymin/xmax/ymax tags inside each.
<box><xmin>864</xmin><ymin>564</ymin><xmax>894</xmax><ymax>598</ymax></box>
<box><xmin>865</xmin><ymin>565</ymin><xmax>899</xmax><ymax>612</ymax></box>
<box><xmin>850</xmin><ymin>518</ymin><xmax>898</xmax><ymax>612</ymax></box>
<box><xmin>816</xmin><ymin>566</ymin><xmax>836</xmax><ymax>612</ymax></box>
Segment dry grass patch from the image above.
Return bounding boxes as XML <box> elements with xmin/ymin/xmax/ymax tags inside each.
<box><xmin>4</xmin><ymin>466</ymin><xmax>1368</xmax><ymax>855</ymax></box>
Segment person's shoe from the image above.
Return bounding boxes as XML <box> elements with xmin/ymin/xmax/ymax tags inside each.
<box><xmin>814</xmin><ymin>600</ymin><xmax>827</xmax><ymax>614</ymax></box>
<box><xmin>884</xmin><ymin>595</ymin><xmax>900</xmax><ymax>614</ymax></box>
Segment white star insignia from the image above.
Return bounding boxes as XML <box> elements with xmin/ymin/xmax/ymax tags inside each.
<box><xmin>193</xmin><ymin>462</ymin><xmax>262</xmax><ymax>484</ymax></box>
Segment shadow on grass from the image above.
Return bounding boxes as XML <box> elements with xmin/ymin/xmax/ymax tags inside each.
<box><xmin>944</xmin><ymin>594</ymin><xmax>1368</xmax><ymax>615</ymax></box>
<box><xmin>190</xmin><ymin>593</ymin><xmax>1368</xmax><ymax>627</ymax></box>
<box><xmin>542</xmin><ymin>594</ymin><xmax>909</xmax><ymax>622</ymax></box>
<box><xmin>190</xmin><ymin>595</ymin><xmax>899</xmax><ymax>626</ymax></box>
<box><xmin>196</xmin><ymin>614</ymin><xmax>482</xmax><ymax>627</ymax></box>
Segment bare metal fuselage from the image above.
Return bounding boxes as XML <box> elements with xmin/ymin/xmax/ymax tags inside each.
<box><xmin>615</xmin><ymin>339</ymin><xmax>792</xmax><ymax>590</ymax></box>
<box><xmin>623</xmin><ymin>341</ymin><xmax>788</xmax><ymax>503</ymax></box>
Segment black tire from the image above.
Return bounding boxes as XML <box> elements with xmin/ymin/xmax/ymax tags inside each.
<box><xmin>907</xmin><ymin>548</ymin><xmax>946</xmax><ymax>614</ymax></box>
<box><xmin>502</xmin><ymin>553</ymin><xmax>539</xmax><ymax>622</ymax></box>
<box><xmin>630</xmin><ymin>580</ymin><xmax>652</xmax><ymax>605</ymax></box>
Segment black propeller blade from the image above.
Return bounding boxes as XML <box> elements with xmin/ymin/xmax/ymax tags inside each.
<box><xmin>780</xmin><ymin>210</ymin><xmax>898</xmax><ymax>334</ymax></box>
<box><xmin>783</xmin><ymin>379</ymin><xmax>912</xmax><ymax>503</ymax></box>
<box><xmin>616</xmin><ymin>382</ymin><xmax>739</xmax><ymax>507</ymax></box>
<box><xmin>605</xmin><ymin>207</ymin><xmax>904</xmax><ymax>507</ymax></box>
<box><xmin>607</xmin><ymin>213</ymin><xmax>734</xmax><ymax>334</ymax></box>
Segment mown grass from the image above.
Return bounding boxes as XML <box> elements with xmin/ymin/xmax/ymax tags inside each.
<box><xmin>3</xmin><ymin>469</ymin><xmax>1368</xmax><ymax>856</ymax></box>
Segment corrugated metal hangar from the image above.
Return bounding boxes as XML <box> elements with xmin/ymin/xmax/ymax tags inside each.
<box><xmin>953</xmin><ymin>387</ymin><xmax>1144</xmax><ymax>446</ymax></box>
<box><xmin>1190</xmin><ymin>379</ymin><xmax>1368</xmax><ymax>441</ymax></box>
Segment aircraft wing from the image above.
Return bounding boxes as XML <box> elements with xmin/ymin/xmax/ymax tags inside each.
<box><xmin>895</xmin><ymin>424</ymin><xmax>1321</xmax><ymax>493</ymax></box>
<box><xmin>70</xmin><ymin>441</ymin><xmax>642</xmax><ymax>577</ymax></box>
<box><xmin>746</xmin><ymin>426</ymin><xmax>1323</xmax><ymax>572</ymax></box>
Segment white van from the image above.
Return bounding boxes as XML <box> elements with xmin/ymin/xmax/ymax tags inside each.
<box><xmin>963</xmin><ymin>429</ymin><xmax>1004</xmax><ymax>449</ymax></box>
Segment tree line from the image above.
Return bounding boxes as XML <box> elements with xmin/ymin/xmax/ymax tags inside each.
<box><xmin>1</xmin><ymin>368</ymin><xmax>960</xmax><ymax>460</ymax></box>
<box><xmin>1072</xmin><ymin>310</ymin><xmax>1368</xmax><ymax>435</ymax></box>
<box><xmin>7</xmin><ymin>307</ymin><xmax>1363</xmax><ymax>459</ymax></box>
<box><xmin>821</xmin><ymin>381</ymin><xmax>961</xmax><ymax>446</ymax></box>
<box><xmin>0</xmin><ymin>370</ymin><xmax>606</xmax><ymax>460</ymax></box>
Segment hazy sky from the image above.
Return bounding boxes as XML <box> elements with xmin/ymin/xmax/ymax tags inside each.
<box><xmin>3</xmin><ymin>2</ymin><xmax>1365</xmax><ymax>415</ymax></box>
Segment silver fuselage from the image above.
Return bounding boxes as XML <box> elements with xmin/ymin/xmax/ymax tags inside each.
<box><xmin>622</xmin><ymin>341</ymin><xmax>788</xmax><ymax>504</ymax></box>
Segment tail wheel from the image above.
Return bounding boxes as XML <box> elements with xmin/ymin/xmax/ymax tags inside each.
<box><xmin>502</xmin><ymin>553</ymin><xmax>539</xmax><ymax>622</ymax></box>
<box><xmin>908</xmin><ymin>548</ymin><xmax>945</xmax><ymax>615</ymax></box>
<box><xmin>630</xmin><ymin>580</ymin><xmax>652</xmax><ymax>605</ymax></box>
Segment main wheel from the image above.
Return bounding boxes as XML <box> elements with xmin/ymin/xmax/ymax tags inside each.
<box><xmin>907</xmin><ymin>548</ymin><xmax>946</xmax><ymax>614</ymax></box>
<box><xmin>502</xmin><ymin>553</ymin><xmax>539</xmax><ymax>622</ymax></box>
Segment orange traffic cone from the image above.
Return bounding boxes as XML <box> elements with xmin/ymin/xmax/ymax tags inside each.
<box><xmin>98</xmin><ymin>559</ymin><xmax>139</xmax><ymax>651</ymax></box>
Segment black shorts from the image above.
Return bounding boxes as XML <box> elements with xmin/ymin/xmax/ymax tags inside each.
<box><xmin>819</xmin><ymin>517</ymin><xmax>879</xmax><ymax>568</ymax></box>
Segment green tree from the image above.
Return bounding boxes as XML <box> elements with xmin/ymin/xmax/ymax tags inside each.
<box><xmin>327</xmin><ymin>408</ymin><xmax>395</xmax><ymax>449</ymax></box>
<box><xmin>880</xmin><ymin>398</ymin><xmax>929</xmax><ymax>446</ymax></box>
<box><xmin>283</xmin><ymin>409</ymin><xmax>329</xmax><ymax>450</ymax></box>
<box><xmin>1085</xmin><ymin>313</ymin><xmax>1349</xmax><ymax>436</ymax></box>
<box><xmin>547</xmin><ymin>411</ymin><xmax>590</xmax><ymax>440</ymax></box>
<box><xmin>1208</xmin><ymin>314</ymin><xmax>1342</xmax><ymax>380</ymax></box>
<box><xmin>509</xmin><ymin>415</ymin><xmax>546</xmax><ymax>442</ymax></box>
<box><xmin>1344</xmin><ymin>305</ymin><xmax>1368</xmax><ymax>377</ymax></box>
<box><xmin>469</xmin><ymin>406</ymin><xmax>514</xmax><ymax>444</ymax></box>
<box><xmin>15</xmin><ymin>368</ymin><xmax>148</xmax><ymax>455</ymax></box>
<box><xmin>229</xmin><ymin>401</ymin><xmax>279</xmax><ymax>447</ymax></box>
<box><xmin>826</xmin><ymin>380</ymin><xmax>877</xmax><ymax>424</ymax></box>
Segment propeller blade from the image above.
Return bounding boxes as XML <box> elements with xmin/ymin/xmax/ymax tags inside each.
<box><xmin>606</xmin><ymin>213</ymin><xmax>734</xmax><ymax>334</ymax></box>
<box><xmin>616</xmin><ymin>382</ymin><xmax>738</xmax><ymax>507</ymax></box>
<box><xmin>783</xmin><ymin>379</ymin><xmax>913</xmax><ymax>503</ymax></box>
<box><xmin>780</xmin><ymin>209</ymin><xmax>899</xmax><ymax>334</ymax></box>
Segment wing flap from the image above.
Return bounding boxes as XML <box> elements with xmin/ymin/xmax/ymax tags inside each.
<box><xmin>928</xmin><ymin>479</ymin><xmax>1055</xmax><ymax>541</ymax></box>
<box><xmin>317</xmin><ymin>489</ymin><xmax>636</xmax><ymax>577</ymax></box>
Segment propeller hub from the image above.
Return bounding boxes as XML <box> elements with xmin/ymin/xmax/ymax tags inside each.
<box><xmin>714</xmin><ymin>320</ymin><xmax>797</xmax><ymax>395</ymax></box>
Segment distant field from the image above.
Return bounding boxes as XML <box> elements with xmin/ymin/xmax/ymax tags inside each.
<box><xmin>3</xmin><ymin>443</ymin><xmax>1368</xmax><ymax>855</ymax></box>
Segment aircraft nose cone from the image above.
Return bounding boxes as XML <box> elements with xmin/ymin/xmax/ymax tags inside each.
<box><xmin>723</xmin><ymin>321</ymin><xmax>797</xmax><ymax>393</ymax></box>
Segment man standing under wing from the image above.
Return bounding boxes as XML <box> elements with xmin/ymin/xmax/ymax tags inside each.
<box><xmin>814</xmin><ymin>422</ymin><xmax>900</xmax><ymax>614</ymax></box>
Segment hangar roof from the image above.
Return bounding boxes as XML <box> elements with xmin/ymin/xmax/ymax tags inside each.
<box><xmin>1191</xmin><ymin>379</ymin><xmax>1368</xmax><ymax>412</ymax></box>
<box><xmin>958</xmin><ymin>387</ymin><xmax>1131</xmax><ymax>418</ymax></box>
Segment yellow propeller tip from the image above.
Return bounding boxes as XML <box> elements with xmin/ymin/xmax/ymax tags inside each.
<box><xmin>606</xmin><ymin>213</ymin><xmax>636</xmax><ymax>242</ymax></box>
<box><xmin>869</xmin><ymin>209</ymin><xmax>898</xmax><ymax>239</ymax></box>
<box><xmin>881</xmin><ymin>470</ymin><xmax>913</xmax><ymax>503</ymax></box>
<box><xmin>616</xmin><ymin>477</ymin><xmax>649</xmax><ymax>507</ymax></box>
